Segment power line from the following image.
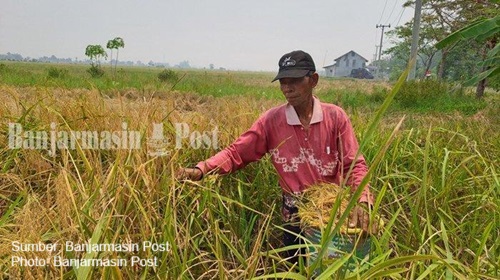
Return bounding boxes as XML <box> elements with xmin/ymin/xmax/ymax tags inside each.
<box><xmin>377</xmin><ymin>0</ymin><xmax>389</xmax><ymax>24</ymax></box>
<box><xmin>394</xmin><ymin>7</ymin><xmax>406</xmax><ymax>26</ymax></box>
<box><xmin>384</xmin><ymin>0</ymin><xmax>399</xmax><ymax>24</ymax></box>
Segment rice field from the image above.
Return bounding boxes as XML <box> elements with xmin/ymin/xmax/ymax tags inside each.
<box><xmin>0</xmin><ymin>62</ymin><xmax>498</xmax><ymax>279</ymax></box>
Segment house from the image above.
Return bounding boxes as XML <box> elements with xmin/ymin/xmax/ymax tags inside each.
<box><xmin>323</xmin><ymin>51</ymin><xmax>369</xmax><ymax>77</ymax></box>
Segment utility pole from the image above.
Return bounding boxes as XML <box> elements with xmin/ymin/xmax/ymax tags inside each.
<box><xmin>376</xmin><ymin>24</ymin><xmax>391</xmax><ymax>61</ymax></box>
<box><xmin>376</xmin><ymin>24</ymin><xmax>390</xmax><ymax>78</ymax></box>
<box><xmin>408</xmin><ymin>0</ymin><xmax>422</xmax><ymax>80</ymax></box>
<box><xmin>373</xmin><ymin>45</ymin><xmax>379</xmax><ymax>63</ymax></box>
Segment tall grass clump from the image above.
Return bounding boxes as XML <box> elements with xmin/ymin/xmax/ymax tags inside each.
<box><xmin>157</xmin><ymin>69</ymin><xmax>178</xmax><ymax>83</ymax></box>
<box><xmin>47</xmin><ymin>67</ymin><xmax>69</xmax><ymax>79</ymax></box>
<box><xmin>86</xmin><ymin>65</ymin><xmax>105</xmax><ymax>78</ymax></box>
<box><xmin>395</xmin><ymin>80</ymin><xmax>486</xmax><ymax>115</ymax></box>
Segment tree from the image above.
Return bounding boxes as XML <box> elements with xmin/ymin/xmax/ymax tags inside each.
<box><xmin>386</xmin><ymin>0</ymin><xmax>465</xmax><ymax>79</ymax></box>
<box><xmin>388</xmin><ymin>0</ymin><xmax>498</xmax><ymax>97</ymax></box>
<box><xmin>437</xmin><ymin>13</ymin><xmax>499</xmax><ymax>98</ymax></box>
<box><xmin>106</xmin><ymin>37</ymin><xmax>125</xmax><ymax>77</ymax></box>
<box><xmin>176</xmin><ymin>60</ymin><xmax>190</xmax><ymax>69</ymax></box>
<box><xmin>387</xmin><ymin>20</ymin><xmax>439</xmax><ymax>79</ymax></box>
<box><xmin>85</xmin><ymin>44</ymin><xmax>107</xmax><ymax>77</ymax></box>
<box><xmin>387</xmin><ymin>1</ymin><xmax>492</xmax><ymax>78</ymax></box>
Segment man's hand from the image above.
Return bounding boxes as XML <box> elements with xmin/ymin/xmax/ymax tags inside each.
<box><xmin>348</xmin><ymin>202</ymin><xmax>378</xmax><ymax>234</ymax></box>
<box><xmin>175</xmin><ymin>167</ymin><xmax>203</xmax><ymax>181</ymax></box>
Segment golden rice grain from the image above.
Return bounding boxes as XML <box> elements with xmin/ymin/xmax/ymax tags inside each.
<box><xmin>297</xmin><ymin>183</ymin><xmax>351</xmax><ymax>232</ymax></box>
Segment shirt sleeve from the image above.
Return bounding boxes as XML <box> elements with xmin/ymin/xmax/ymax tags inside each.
<box><xmin>336</xmin><ymin>109</ymin><xmax>374</xmax><ymax>205</ymax></box>
<box><xmin>196</xmin><ymin>116</ymin><xmax>268</xmax><ymax>175</ymax></box>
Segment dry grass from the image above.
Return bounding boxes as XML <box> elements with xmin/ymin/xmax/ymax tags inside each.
<box><xmin>297</xmin><ymin>183</ymin><xmax>351</xmax><ymax>232</ymax></box>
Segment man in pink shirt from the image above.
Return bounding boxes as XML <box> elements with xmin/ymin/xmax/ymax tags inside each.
<box><xmin>177</xmin><ymin>50</ymin><xmax>374</xmax><ymax>264</ymax></box>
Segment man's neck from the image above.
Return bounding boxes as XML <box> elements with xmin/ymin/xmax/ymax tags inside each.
<box><xmin>294</xmin><ymin>96</ymin><xmax>314</xmax><ymax>127</ymax></box>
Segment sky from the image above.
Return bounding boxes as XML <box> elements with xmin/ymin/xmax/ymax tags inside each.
<box><xmin>0</xmin><ymin>0</ymin><xmax>414</xmax><ymax>72</ymax></box>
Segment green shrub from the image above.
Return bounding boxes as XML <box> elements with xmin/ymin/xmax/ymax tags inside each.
<box><xmin>47</xmin><ymin>67</ymin><xmax>69</xmax><ymax>79</ymax></box>
<box><xmin>87</xmin><ymin>65</ymin><xmax>105</xmax><ymax>78</ymax></box>
<box><xmin>157</xmin><ymin>69</ymin><xmax>178</xmax><ymax>82</ymax></box>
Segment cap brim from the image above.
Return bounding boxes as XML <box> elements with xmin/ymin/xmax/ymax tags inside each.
<box><xmin>271</xmin><ymin>69</ymin><xmax>310</xmax><ymax>82</ymax></box>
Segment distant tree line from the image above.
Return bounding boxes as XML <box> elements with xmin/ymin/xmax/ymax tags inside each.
<box><xmin>0</xmin><ymin>52</ymin><xmax>191</xmax><ymax>69</ymax></box>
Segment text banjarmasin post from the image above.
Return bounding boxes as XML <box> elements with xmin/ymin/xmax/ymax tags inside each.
<box><xmin>8</xmin><ymin>122</ymin><xmax>219</xmax><ymax>156</ymax></box>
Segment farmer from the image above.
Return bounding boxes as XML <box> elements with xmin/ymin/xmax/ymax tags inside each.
<box><xmin>177</xmin><ymin>50</ymin><xmax>375</xmax><ymax>264</ymax></box>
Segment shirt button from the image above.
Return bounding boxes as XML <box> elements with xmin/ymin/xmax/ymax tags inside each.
<box><xmin>305</xmin><ymin>138</ymin><xmax>308</xmax><ymax>141</ymax></box>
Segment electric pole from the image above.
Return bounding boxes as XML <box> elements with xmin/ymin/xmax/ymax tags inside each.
<box><xmin>408</xmin><ymin>0</ymin><xmax>422</xmax><ymax>80</ymax></box>
<box><xmin>376</xmin><ymin>24</ymin><xmax>391</xmax><ymax>61</ymax></box>
<box><xmin>376</xmin><ymin>24</ymin><xmax>390</xmax><ymax>78</ymax></box>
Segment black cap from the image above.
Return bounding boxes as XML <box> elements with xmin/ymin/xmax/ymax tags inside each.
<box><xmin>272</xmin><ymin>50</ymin><xmax>316</xmax><ymax>82</ymax></box>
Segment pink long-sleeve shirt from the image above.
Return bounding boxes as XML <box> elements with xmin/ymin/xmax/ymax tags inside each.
<box><xmin>196</xmin><ymin>97</ymin><xmax>373</xmax><ymax>204</ymax></box>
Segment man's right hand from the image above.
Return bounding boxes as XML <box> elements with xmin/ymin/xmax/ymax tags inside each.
<box><xmin>175</xmin><ymin>167</ymin><xmax>203</xmax><ymax>181</ymax></box>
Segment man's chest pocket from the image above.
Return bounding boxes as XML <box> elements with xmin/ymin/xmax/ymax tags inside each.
<box><xmin>316</xmin><ymin>149</ymin><xmax>338</xmax><ymax>176</ymax></box>
<box><xmin>316</xmin><ymin>136</ymin><xmax>339</xmax><ymax>176</ymax></box>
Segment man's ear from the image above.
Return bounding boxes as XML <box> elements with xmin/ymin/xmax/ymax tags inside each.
<box><xmin>310</xmin><ymin>72</ymin><xmax>319</xmax><ymax>88</ymax></box>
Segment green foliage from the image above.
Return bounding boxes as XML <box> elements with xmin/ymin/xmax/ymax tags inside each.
<box><xmin>106</xmin><ymin>37</ymin><xmax>125</xmax><ymax>50</ymax></box>
<box><xmin>46</xmin><ymin>67</ymin><xmax>69</xmax><ymax>79</ymax></box>
<box><xmin>106</xmin><ymin>37</ymin><xmax>125</xmax><ymax>77</ymax></box>
<box><xmin>436</xmin><ymin>14</ymin><xmax>500</xmax><ymax>86</ymax></box>
<box><xmin>395</xmin><ymin>80</ymin><xmax>486</xmax><ymax>114</ymax></box>
<box><xmin>386</xmin><ymin>18</ymin><xmax>440</xmax><ymax>78</ymax></box>
<box><xmin>85</xmin><ymin>44</ymin><xmax>107</xmax><ymax>68</ymax></box>
<box><xmin>157</xmin><ymin>69</ymin><xmax>178</xmax><ymax>82</ymax></box>
<box><xmin>487</xmin><ymin>70</ymin><xmax>500</xmax><ymax>91</ymax></box>
<box><xmin>86</xmin><ymin>65</ymin><xmax>105</xmax><ymax>78</ymax></box>
<box><xmin>388</xmin><ymin>1</ymin><xmax>498</xmax><ymax>84</ymax></box>
<box><xmin>85</xmin><ymin>44</ymin><xmax>107</xmax><ymax>78</ymax></box>
<box><xmin>396</xmin><ymin>80</ymin><xmax>448</xmax><ymax>107</ymax></box>
<box><xmin>323</xmin><ymin>88</ymin><xmax>388</xmax><ymax>110</ymax></box>
<box><xmin>442</xmin><ymin>41</ymin><xmax>483</xmax><ymax>81</ymax></box>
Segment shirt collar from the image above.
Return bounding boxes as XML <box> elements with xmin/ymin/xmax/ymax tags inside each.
<box><xmin>285</xmin><ymin>96</ymin><xmax>323</xmax><ymax>125</ymax></box>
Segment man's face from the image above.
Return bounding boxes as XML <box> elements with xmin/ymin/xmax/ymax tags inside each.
<box><xmin>279</xmin><ymin>74</ymin><xmax>318</xmax><ymax>107</ymax></box>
